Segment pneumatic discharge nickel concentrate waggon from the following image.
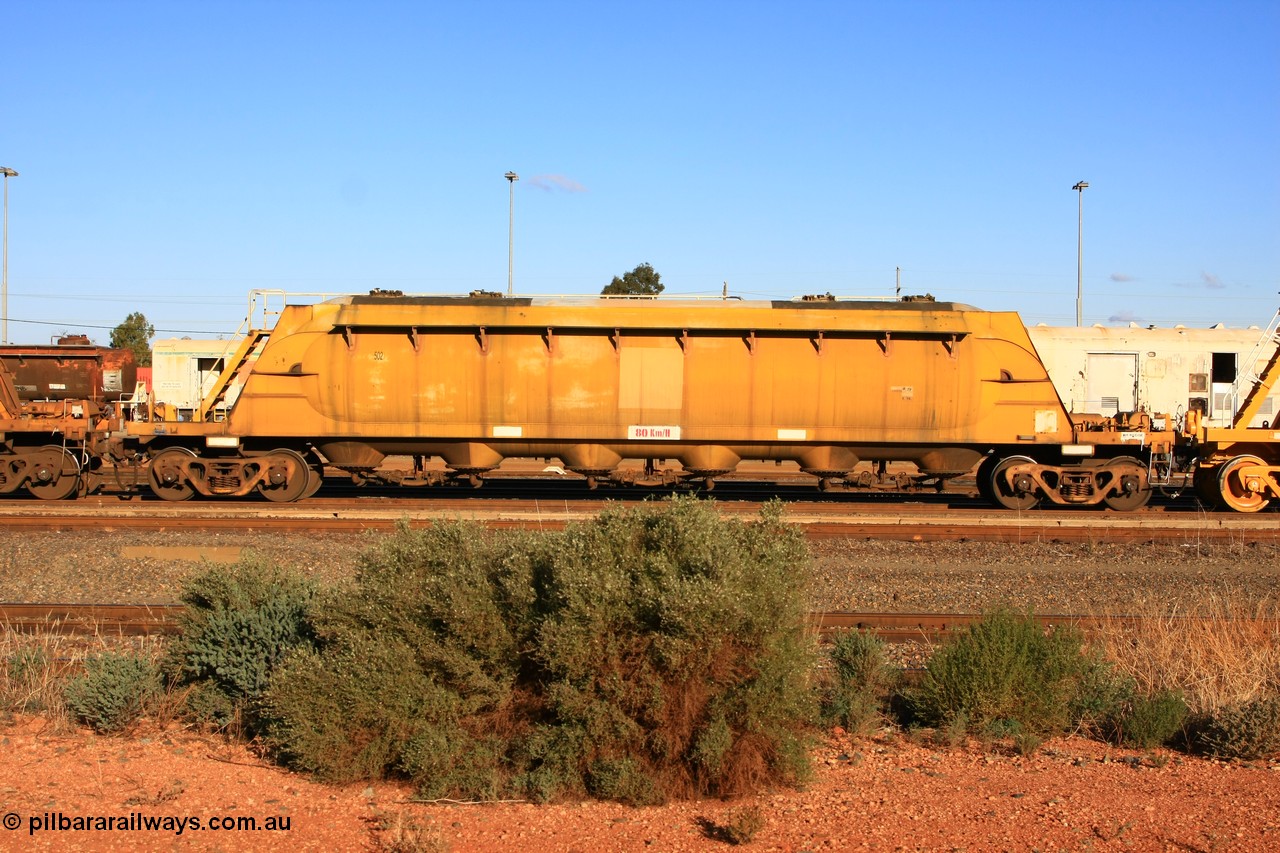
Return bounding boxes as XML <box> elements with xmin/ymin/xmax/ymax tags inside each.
<box><xmin>110</xmin><ymin>289</ymin><xmax>1201</xmax><ymax>510</ymax></box>
<box><xmin>5</xmin><ymin>289</ymin><xmax>1277</xmax><ymax>509</ymax></box>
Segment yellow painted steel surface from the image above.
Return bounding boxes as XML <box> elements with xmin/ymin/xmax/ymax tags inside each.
<box><xmin>140</xmin><ymin>295</ymin><xmax>1076</xmax><ymax>476</ymax></box>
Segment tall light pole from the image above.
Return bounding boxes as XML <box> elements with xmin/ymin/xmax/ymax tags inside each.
<box><xmin>1073</xmin><ymin>180</ymin><xmax>1088</xmax><ymax>327</ymax></box>
<box><xmin>504</xmin><ymin>171</ymin><xmax>519</xmax><ymax>295</ymax></box>
<box><xmin>1</xmin><ymin>167</ymin><xmax>17</xmax><ymax>345</ymax></box>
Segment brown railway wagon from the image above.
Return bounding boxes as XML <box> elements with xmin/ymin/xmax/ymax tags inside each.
<box><xmin>0</xmin><ymin>336</ymin><xmax>139</xmax><ymax>403</ymax></box>
<box><xmin>126</xmin><ymin>292</ymin><xmax>1167</xmax><ymax>507</ymax></box>
<box><xmin>0</xmin><ymin>357</ymin><xmax>116</xmax><ymax>500</ymax></box>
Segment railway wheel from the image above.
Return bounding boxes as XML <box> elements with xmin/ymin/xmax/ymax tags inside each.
<box><xmin>975</xmin><ymin>455</ymin><xmax>999</xmax><ymax>504</ymax></box>
<box><xmin>1101</xmin><ymin>456</ymin><xmax>1151</xmax><ymax>511</ymax></box>
<box><xmin>1216</xmin><ymin>454</ymin><xmax>1270</xmax><ymax>513</ymax></box>
<box><xmin>25</xmin><ymin>446</ymin><xmax>81</xmax><ymax>501</ymax></box>
<box><xmin>149</xmin><ymin>447</ymin><xmax>197</xmax><ymax>502</ymax></box>
<box><xmin>258</xmin><ymin>449</ymin><xmax>311</xmax><ymax>503</ymax></box>
<box><xmin>987</xmin><ymin>455</ymin><xmax>1040</xmax><ymax>510</ymax></box>
<box><xmin>301</xmin><ymin>466</ymin><xmax>325</xmax><ymax>499</ymax></box>
<box><xmin>1193</xmin><ymin>464</ymin><xmax>1222</xmax><ymax>509</ymax></box>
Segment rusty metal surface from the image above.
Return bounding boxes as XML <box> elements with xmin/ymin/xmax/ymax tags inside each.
<box><xmin>0</xmin><ymin>342</ymin><xmax>138</xmax><ymax>402</ymax></box>
<box><xmin>0</xmin><ymin>603</ymin><xmax>182</xmax><ymax>634</ymax></box>
<box><xmin>813</xmin><ymin>611</ymin><xmax>1280</xmax><ymax>644</ymax></box>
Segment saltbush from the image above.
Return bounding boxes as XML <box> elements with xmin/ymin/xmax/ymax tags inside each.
<box><xmin>822</xmin><ymin>629</ymin><xmax>898</xmax><ymax>734</ymax></box>
<box><xmin>266</xmin><ymin>635</ymin><xmax>474</xmax><ymax>785</ymax></box>
<box><xmin>165</xmin><ymin>560</ymin><xmax>318</xmax><ymax>729</ymax></box>
<box><xmin>1111</xmin><ymin>689</ymin><xmax>1189</xmax><ymax>749</ymax></box>
<box><xmin>264</xmin><ymin>518</ymin><xmax>539</xmax><ymax>796</ymax></box>
<box><xmin>528</xmin><ymin>498</ymin><xmax>816</xmax><ymax>801</ymax></box>
<box><xmin>1196</xmin><ymin>695</ymin><xmax>1280</xmax><ymax>760</ymax></box>
<box><xmin>1067</xmin><ymin>652</ymin><xmax>1134</xmax><ymax>737</ymax></box>
<box><xmin>64</xmin><ymin>652</ymin><xmax>160</xmax><ymax>733</ymax></box>
<box><xmin>260</xmin><ymin>497</ymin><xmax>817</xmax><ymax>804</ymax></box>
<box><xmin>908</xmin><ymin>611</ymin><xmax>1105</xmax><ymax>736</ymax></box>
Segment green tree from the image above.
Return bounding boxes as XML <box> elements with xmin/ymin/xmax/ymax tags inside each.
<box><xmin>602</xmin><ymin>262</ymin><xmax>664</xmax><ymax>296</ymax></box>
<box><xmin>110</xmin><ymin>312</ymin><xmax>155</xmax><ymax>367</ymax></box>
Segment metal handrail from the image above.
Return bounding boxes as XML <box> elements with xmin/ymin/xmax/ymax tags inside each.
<box><xmin>1229</xmin><ymin>307</ymin><xmax>1280</xmax><ymax>425</ymax></box>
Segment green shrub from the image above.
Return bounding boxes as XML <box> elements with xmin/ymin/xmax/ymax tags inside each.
<box><xmin>262</xmin><ymin>519</ymin><xmax>541</xmax><ymax>796</ymax></box>
<box><xmin>1111</xmin><ymin>689</ymin><xmax>1188</xmax><ymax>749</ymax></box>
<box><xmin>1068</xmin><ymin>654</ymin><xmax>1135</xmax><ymax>737</ymax></box>
<box><xmin>64</xmin><ymin>652</ymin><xmax>160</xmax><ymax>733</ymax></box>
<box><xmin>1196</xmin><ymin>696</ymin><xmax>1280</xmax><ymax>760</ymax></box>
<box><xmin>261</xmin><ymin>498</ymin><xmax>818</xmax><ymax>804</ymax></box>
<box><xmin>908</xmin><ymin>611</ymin><xmax>1096</xmax><ymax>736</ymax></box>
<box><xmin>509</xmin><ymin>723</ymin><xmax>590</xmax><ymax>803</ymax></box>
<box><xmin>7</xmin><ymin>646</ymin><xmax>49</xmax><ymax>683</ymax></box>
<box><xmin>327</xmin><ymin>518</ymin><xmax>537</xmax><ymax>711</ymax></box>
<box><xmin>529</xmin><ymin>497</ymin><xmax>816</xmax><ymax>801</ymax></box>
<box><xmin>822</xmin><ymin>629</ymin><xmax>897</xmax><ymax>733</ymax></box>
<box><xmin>586</xmin><ymin>756</ymin><xmax>662</xmax><ymax>806</ymax></box>
<box><xmin>166</xmin><ymin>561</ymin><xmax>318</xmax><ymax>729</ymax></box>
<box><xmin>266</xmin><ymin>635</ymin><xmax>477</xmax><ymax>786</ymax></box>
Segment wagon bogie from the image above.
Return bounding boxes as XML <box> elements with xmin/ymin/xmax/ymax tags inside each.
<box><xmin>981</xmin><ymin>454</ymin><xmax>1156</xmax><ymax>510</ymax></box>
<box><xmin>143</xmin><ymin>445</ymin><xmax>317</xmax><ymax>502</ymax></box>
<box><xmin>0</xmin><ymin>443</ymin><xmax>90</xmax><ymax>501</ymax></box>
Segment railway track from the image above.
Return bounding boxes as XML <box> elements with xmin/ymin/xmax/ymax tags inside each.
<box><xmin>0</xmin><ymin>603</ymin><xmax>184</xmax><ymax>635</ymax></box>
<box><xmin>0</xmin><ymin>496</ymin><xmax>1275</xmax><ymax>543</ymax></box>
<box><xmin>5</xmin><ymin>604</ymin><xmax>1272</xmax><ymax>644</ymax></box>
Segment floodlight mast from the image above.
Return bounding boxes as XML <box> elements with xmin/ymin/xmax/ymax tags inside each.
<box><xmin>1073</xmin><ymin>180</ymin><xmax>1088</xmax><ymax>327</ymax></box>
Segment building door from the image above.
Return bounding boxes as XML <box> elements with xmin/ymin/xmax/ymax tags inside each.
<box><xmin>1085</xmin><ymin>353</ymin><xmax>1138</xmax><ymax>415</ymax></box>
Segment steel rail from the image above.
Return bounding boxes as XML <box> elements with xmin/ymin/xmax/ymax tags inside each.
<box><xmin>0</xmin><ymin>603</ymin><xmax>184</xmax><ymax>635</ymax></box>
<box><xmin>0</xmin><ymin>500</ymin><xmax>1277</xmax><ymax>542</ymax></box>
<box><xmin>4</xmin><ymin>605</ymin><xmax>1273</xmax><ymax>644</ymax></box>
<box><xmin>808</xmin><ymin>611</ymin><xmax>1268</xmax><ymax>643</ymax></box>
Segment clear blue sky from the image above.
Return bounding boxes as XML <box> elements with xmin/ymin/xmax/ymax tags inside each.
<box><xmin>3</xmin><ymin>0</ymin><xmax>1277</xmax><ymax>342</ymax></box>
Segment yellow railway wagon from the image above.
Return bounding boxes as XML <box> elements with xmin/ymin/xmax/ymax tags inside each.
<box><xmin>128</xmin><ymin>292</ymin><xmax>1163</xmax><ymax>507</ymax></box>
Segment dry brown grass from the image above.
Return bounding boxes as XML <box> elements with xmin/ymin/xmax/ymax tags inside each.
<box><xmin>0</xmin><ymin>622</ymin><xmax>174</xmax><ymax>730</ymax></box>
<box><xmin>1087</xmin><ymin>589</ymin><xmax>1280</xmax><ymax>714</ymax></box>
<box><xmin>0</xmin><ymin>626</ymin><xmax>79</xmax><ymax>725</ymax></box>
<box><xmin>370</xmin><ymin>809</ymin><xmax>449</xmax><ymax>853</ymax></box>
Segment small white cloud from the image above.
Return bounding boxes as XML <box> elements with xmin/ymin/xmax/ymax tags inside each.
<box><xmin>1108</xmin><ymin>310</ymin><xmax>1140</xmax><ymax>323</ymax></box>
<box><xmin>1202</xmin><ymin>272</ymin><xmax>1225</xmax><ymax>290</ymax></box>
<box><xmin>1110</xmin><ymin>273</ymin><xmax>1135</xmax><ymax>282</ymax></box>
<box><xmin>528</xmin><ymin>174</ymin><xmax>587</xmax><ymax>193</ymax></box>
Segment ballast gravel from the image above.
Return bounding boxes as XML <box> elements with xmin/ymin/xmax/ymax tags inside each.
<box><xmin>0</xmin><ymin>528</ymin><xmax>1275</xmax><ymax>616</ymax></box>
